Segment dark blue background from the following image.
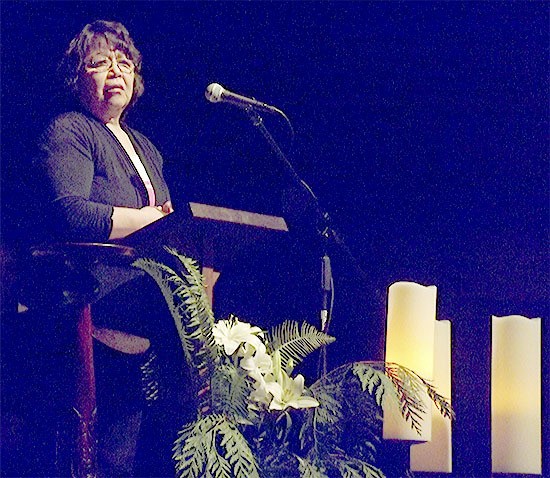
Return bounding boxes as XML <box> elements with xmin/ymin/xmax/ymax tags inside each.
<box><xmin>1</xmin><ymin>1</ymin><xmax>547</xmax><ymax>476</ymax></box>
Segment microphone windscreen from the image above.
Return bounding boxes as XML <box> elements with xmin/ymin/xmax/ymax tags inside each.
<box><xmin>205</xmin><ymin>83</ymin><xmax>224</xmax><ymax>103</ymax></box>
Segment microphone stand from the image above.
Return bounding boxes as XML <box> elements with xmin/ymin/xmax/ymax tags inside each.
<box><xmin>243</xmin><ymin>105</ymin><xmax>368</xmax><ymax>377</ymax></box>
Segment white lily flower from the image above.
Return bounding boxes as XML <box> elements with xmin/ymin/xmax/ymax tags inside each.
<box><xmin>238</xmin><ymin>339</ymin><xmax>266</xmax><ymax>359</ymax></box>
<box><xmin>212</xmin><ymin>318</ymin><xmax>264</xmax><ymax>356</ymax></box>
<box><xmin>265</xmin><ymin>369</ymin><xmax>319</xmax><ymax>411</ymax></box>
<box><xmin>249</xmin><ymin>378</ymin><xmax>273</xmax><ymax>408</ymax></box>
<box><xmin>240</xmin><ymin>347</ymin><xmax>273</xmax><ymax>378</ymax></box>
<box><xmin>263</xmin><ymin>350</ymin><xmax>319</xmax><ymax>410</ymax></box>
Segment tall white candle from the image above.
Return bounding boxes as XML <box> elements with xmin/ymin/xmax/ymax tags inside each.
<box><xmin>383</xmin><ymin>281</ymin><xmax>437</xmax><ymax>442</ymax></box>
<box><xmin>491</xmin><ymin>315</ymin><xmax>541</xmax><ymax>474</ymax></box>
<box><xmin>410</xmin><ymin>320</ymin><xmax>452</xmax><ymax>472</ymax></box>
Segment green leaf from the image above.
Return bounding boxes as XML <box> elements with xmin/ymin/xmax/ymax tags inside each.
<box><xmin>267</xmin><ymin>320</ymin><xmax>335</xmax><ymax>372</ymax></box>
<box><xmin>301</xmin><ymin>377</ymin><xmax>347</xmax><ymax>460</ymax></box>
<box><xmin>173</xmin><ymin>414</ymin><xmax>260</xmax><ymax>478</ymax></box>
<box><xmin>383</xmin><ymin>363</ymin><xmax>428</xmax><ymax>435</ymax></box>
<box><xmin>211</xmin><ymin>363</ymin><xmax>256</xmax><ymax>423</ymax></box>
<box><xmin>352</xmin><ymin>363</ymin><xmax>394</xmax><ymax>408</ymax></box>
<box><xmin>331</xmin><ymin>454</ymin><xmax>385</xmax><ymax>478</ymax></box>
<box><xmin>353</xmin><ymin>361</ymin><xmax>454</xmax><ymax>436</ymax></box>
<box><xmin>173</xmin><ymin>420</ymin><xmax>207</xmax><ymax>478</ymax></box>
<box><xmin>133</xmin><ymin>250</ymin><xmax>219</xmax><ymax>414</ymax></box>
<box><xmin>296</xmin><ymin>455</ymin><xmax>329</xmax><ymax>478</ymax></box>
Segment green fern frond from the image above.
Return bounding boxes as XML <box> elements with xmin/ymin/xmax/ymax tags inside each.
<box><xmin>310</xmin><ymin>381</ymin><xmax>344</xmax><ymax>430</ymax></box>
<box><xmin>308</xmin><ymin>360</ymin><xmax>451</xmax><ymax>452</ymax></box>
<box><xmin>173</xmin><ymin>414</ymin><xmax>260</xmax><ymax>478</ymax></box>
<box><xmin>352</xmin><ymin>361</ymin><xmax>453</xmax><ymax>435</ymax></box>
<box><xmin>306</xmin><ymin>371</ymin><xmax>382</xmax><ymax>473</ymax></box>
<box><xmin>352</xmin><ymin>363</ymin><xmax>396</xmax><ymax>408</ymax></box>
<box><xmin>132</xmin><ymin>257</ymin><xmax>198</xmax><ymax>363</ymax></box>
<box><xmin>211</xmin><ymin>364</ymin><xmax>256</xmax><ymax>423</ymax></box>
<box><xmin>383</xmin><ymin>364</ymin><xmax>428</xmax><ymax>435</ymax></box>
<box><xmin>165</xmin><ymin>248</ymin><xmax>219</xmax><ymax>356</ymax></box>
<box><xmin>216</xmin><ymin>416</ymin><xmax>260</xmax><ymax>478</ymax></box>
<box><xmin>133</xmin><ymin>252</ymin><xmax>220</xmax><ymax>414</ymax></box>
<box><xmin>173</xmin><ymin>419</ymin><xmax>208</xmax><ymax>478</ymax></box>
<box><xmin>296</xmin><ymin>455</ymin><xmax>329</xmax><ymax>478</ymax></box>
<box><xmin>267</xmin><ymin>320</ymin><xmax>335</xmax><ymax>371</ymax></box>
<box><xmin>299</xmin><ymin>379</ymin><xmax>347</xmax><ymax>461</ymax></box>
<box><xmin>312</xmin><ymin>386</ymin><xmax>343</xmax><ymax>426</ymax></box>
<box><xmin>350</xmin><ymin>361</ymin><xmax>426</xmax><ymax>434</ymax></box>
<box><xmin>329</xmin><ymin>454</ymin><xmax>385</xmax><ymax>478</ymax></box>
<box><xmin>389</xmin><ymin>364</ymin><xmax>455</xmax><ymax>421</ymax></box>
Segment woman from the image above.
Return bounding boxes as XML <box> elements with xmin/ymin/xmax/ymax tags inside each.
<box><xmin>40</xmin><ymin>20</ymin><xmax>172</xmax><ymax>242</ymax></box>
<box><xmin>31</xmin><ymin>20</ymin><xmax>190</xmax><ymax>477</ymax></box>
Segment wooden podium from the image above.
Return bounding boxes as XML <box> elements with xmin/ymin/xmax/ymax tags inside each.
<box><xmin>30</xmin><ymin>242</ymin><xmax>137</xmax><ymax>478</ymax></box>
<box><xmin>34</xmin><ymin>203</ymin><xmax>287</xmax><ymax>478</ymax></box>
<box><xmin>122</xmin><ymin>202</ymin><xmax>289</xmax><ymax>304</ymax></box>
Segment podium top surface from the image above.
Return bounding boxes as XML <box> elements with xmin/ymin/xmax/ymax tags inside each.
<box><xmin>118</xmin><ymin>202</ymin><xmax>289</xmax><ymax>268</ymax></box>
<box><xmin>188</xmin><ymin>203</ymin><xmax>287</xmax><ymax>232</ymax></box>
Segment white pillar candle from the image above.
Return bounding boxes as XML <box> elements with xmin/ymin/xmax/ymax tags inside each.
<box><xmin>383</xmin><ymin>281</ymin><xmax>437</xmax><ymax>442</ymax></box>
<box><xmin>491</xmin><ymin>315</ymin><xmax>541</xmax><ymax>474</ymax></box>
<box><xmin>410</xmin><ymin>320</ymin><xmax>452</xmax><ymax>472</ymax></box>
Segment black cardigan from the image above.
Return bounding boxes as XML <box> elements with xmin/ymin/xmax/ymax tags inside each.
<box><xmin>36</xmin><ymin>111</ymin><xmax>171</xmax><ymax>242</ymax></box>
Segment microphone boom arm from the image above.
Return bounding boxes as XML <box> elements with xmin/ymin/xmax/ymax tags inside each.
<box><xmin>243</xmin><ymin>105</ymin><xmax>370</xmax><ymax>378</ymax></box>
<box><xmin>243</xmin><ymin>106</ymin><xmax>365</xmax><ymax>276</ymax></box>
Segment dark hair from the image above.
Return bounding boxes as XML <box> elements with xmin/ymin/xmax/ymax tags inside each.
<box><xmin>61</xmin><ymin>20</ymin><xmax>144</xmax><ymax>110</ymax></box>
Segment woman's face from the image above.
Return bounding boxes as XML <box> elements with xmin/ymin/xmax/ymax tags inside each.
<box><xmin>78</xmin><ymin>36</ymin><xmax>135</xmax><ymax>121</ymax></box>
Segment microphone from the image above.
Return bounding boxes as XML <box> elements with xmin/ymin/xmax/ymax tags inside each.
<box><xmin>205</xmin><ymin>83</ymin><xmax>281</xmax><ymax>114</ymax></box>
<box><xmin>320</xmin><ymin>254</ymin><xmax>332</xmax><ymax>332</ymax></box>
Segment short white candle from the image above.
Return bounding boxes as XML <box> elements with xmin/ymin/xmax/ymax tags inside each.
<box><xmin>411</xmin><ymin>320</ymin><xmax>452</xmax><ymax>472</ymax></box>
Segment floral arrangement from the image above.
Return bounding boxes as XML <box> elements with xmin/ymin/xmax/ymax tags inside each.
<box><xmin>211</xmin><ymin>317</ymin><xmax>320</xmax><ymax>413</ymax></box>
<box><xmin>134</xmin><ymin>249</ymin><xmax>454</xmax><ymax>478</ymax></box>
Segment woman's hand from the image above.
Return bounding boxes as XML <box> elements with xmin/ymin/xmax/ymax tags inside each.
<box><xmin>156</xmin><ymin>200</ymin><xmax>174</xmax><ymax>215</ymax></box>
<box><xmin>109</xmin><ymin>205</ymin><xmax>169</xmax><ymax>240</ymax></box>
<box><xmin>140</xmin><ymin>205</ymin><xmax>167</xmax><ymax>222</ymax></box>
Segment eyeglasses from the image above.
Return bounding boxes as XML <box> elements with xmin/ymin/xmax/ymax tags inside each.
<box><xmin>85</xmin><ymin>55</ymin><xmax>135</xmax><ymax>74</ymax></box>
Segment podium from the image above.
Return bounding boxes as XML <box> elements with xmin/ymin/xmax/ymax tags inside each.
<box><xmin>32</xmin><ymin>203</ymin><xmax>287</xmax><ymax>478</ymax></box>
<box><xmin>29</xmin><ymin>242</ymin><xmax>138</xmax><ymax>478</ymax></box>
<box><xmin>121</xmin><ymin>202</ymin><xmax>288</xmax><ymax>304</ymax></box>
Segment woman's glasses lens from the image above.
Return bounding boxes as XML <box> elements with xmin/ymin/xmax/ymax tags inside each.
<box><xmin>87</xmin><ymin>56</ymin><xmax>134</xmax><ymax>73</ymax></box>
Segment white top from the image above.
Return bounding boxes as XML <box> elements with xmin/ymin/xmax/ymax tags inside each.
<box><xmin>106</xmin><ymin>122</ymin><xmax>157</xmax><ymax>206</ymax></box>
<box><xmin>128</xmin><ymin>152</ymin><xmax>156</xmax><ymax>206</ymax></box>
